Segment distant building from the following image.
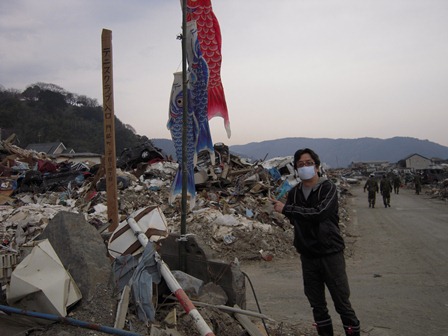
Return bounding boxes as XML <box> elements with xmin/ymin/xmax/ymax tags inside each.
<box><xmin>397</xmin><ymin>153</ymin><xmax>435</xmax><ymax>171</ymax></box>
<box><xmin>431</xmin><ymin>157</ymin><xmax>448</xmax><ymax>166</ymax></box>
<box><xmin>26</xmin><ymin>142</ymin><xmax>74</xmax><ymax>155</ymax></box>
<box><xmin>349</xmin><ymin>161</ymin><xmax>390</xmax><ymax>172</ymax></box>
<box><xmin>26</xmin><ymin>142</ymin><xmax>101</xmax><ymax>165</ymax></box>
<box><xmin>53</xmin><ymin>153</ymin><xmax>102</xmax><ymax>165</ymax></box>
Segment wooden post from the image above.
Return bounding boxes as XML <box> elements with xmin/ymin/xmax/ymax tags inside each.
<box><xmin>101</xmin><ymin>29</ymin><xmax>119</xmax><ymax>231</ymax></box>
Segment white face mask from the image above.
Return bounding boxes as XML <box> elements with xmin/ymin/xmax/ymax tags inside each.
<box><xmin>296</xmin><ymin>166</ymin><xmax>316</xmax><ymax>180</ymax></box>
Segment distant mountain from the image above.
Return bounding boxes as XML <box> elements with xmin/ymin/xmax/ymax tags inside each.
<box><xmin>4</xmin><ymin>85</ymin><xmax>445</xmax><ymax>168</ymax></box>
<box><xmin>229</xmin><ymin>137</ymin><xmax>448</xmax><ymax>168</ymax></box>
<box><xmin>153</xmin><ymin>137</ymin><xmax>448</xmax><ymax>168</ymax></box>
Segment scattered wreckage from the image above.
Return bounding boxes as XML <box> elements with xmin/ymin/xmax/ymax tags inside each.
<box><xmin>0</xmin><ymin>138</ymin><xmax>301</xmax><ymax>335</ymax></box>
<box><xmin>3</xmin><ymin>137</ymin><xmax>443</xmax><ymax>335</ymax></box>
<box><xmin>117</xmin><ymin>141</ymin><xmax>166</xmax><ymax>170</ymax></box>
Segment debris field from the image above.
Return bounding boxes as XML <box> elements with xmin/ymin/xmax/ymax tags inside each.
<box><xmin>0</xmin><ymin>138</ymin><xmax>399</xmax><ymax>336</ymax></box>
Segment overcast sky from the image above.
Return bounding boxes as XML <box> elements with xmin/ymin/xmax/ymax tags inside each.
<box><xmin>1</xmin><ymin>0</ymin><xmax>447</xmax><ymax>147</ymax></box>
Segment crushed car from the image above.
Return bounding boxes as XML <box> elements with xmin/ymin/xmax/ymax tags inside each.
<box><xmin>116</xmin><ymin>141</ymin><xmax>166</xmax><ymax>170</ymax></box>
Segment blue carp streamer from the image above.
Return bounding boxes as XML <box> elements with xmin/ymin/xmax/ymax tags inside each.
<box><xmin>186</xmin><ymin>20</ymin><xmax>215</xmax><ymax>165</ymax></box>
<box><xmin>167</xmin><ymin>72</ymin><xmax>197</xmax><ymax>209</ymax></box>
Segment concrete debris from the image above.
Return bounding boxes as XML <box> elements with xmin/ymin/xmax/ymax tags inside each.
<box><xmin>197</xmin><ymin>283</ymin><xmax>228</xmax><ymax>306</ymax></box>
<box><xmin>4</xmin><ymin>137</ymin><xmax>438</xmax><ymax>335</ymax></box>
<box><xmin>172</xmin><ymin>271</ymin><xmax>204</xmax><ymax>297</ymax></box>
<box><xmin>38</xmin><ymin>211</ymin><xmax>114</xmax><ymax>301</ymax></box>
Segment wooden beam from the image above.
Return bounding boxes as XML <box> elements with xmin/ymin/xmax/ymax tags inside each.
<box><xmin>234</xmin><ymin>307</ymin><xmax>267</xmax><ymax>336</ymax></box>
<box><xmin>101</xmin><ymin>29</ymin><xmax>119</xmax><ymax>231</ymax></box>
<box><xmin>114</xmin><ymin>285</ymin><xmax>131</xmax><ymax>329</ymax></box>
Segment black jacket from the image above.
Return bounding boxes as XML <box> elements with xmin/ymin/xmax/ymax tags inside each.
<box><xmin>282</xmin><ymin>178</ymin><xmax>345</xmax><ymax>258</ymax></box>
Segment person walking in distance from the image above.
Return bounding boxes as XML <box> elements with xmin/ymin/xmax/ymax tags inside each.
<box><xmin>380</xmin><ymin>174</ymin><xmax>392</xmax><ymax>208</ymax></box>
<box><xmin>392</xmin><ymin>172</ymin><xmax>401</xmax><ymax>194</ymax></box>
<box><xmin>271</xmin><ymin>148</ymin><xmax>360</xmax><ymax>336</ymax></box>
<box><xmin>364</xmin><ymin>174</ymin><xmax>379</xmax><ymax>208</ymax></box>
<box><xmin>414</xmin><ymin>173</ymin><xmax>422</xmax><ymax>195</ymax></box>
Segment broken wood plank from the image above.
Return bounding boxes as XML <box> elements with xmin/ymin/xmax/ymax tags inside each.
<box><xmin>114</xmin><ymin>285</ymin><xmax>131</xmax><ymax>329</ymax></box>
<box><xmin>234</xmin><ymin>304</ymin><xmax>266</xmax><ymax>336</ymax></box>
<box><xmin>228</xmin><ymin>167</ymin><xmax>254</xmax><ymax>176</ymax></box>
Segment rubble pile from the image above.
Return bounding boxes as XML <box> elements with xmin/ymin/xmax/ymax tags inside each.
<box><xmin>400</xmin><ymin>179</ymin><xmax>448</xmax><ymax>201</ymax></box>
<box><xmin>424</xmin><ymin>179</ymin><xmax>448</xmax><ymax>200</ymax></box>
<box><xmin>1</xmin><ymin>138</ymin><xmax>355</xmax><ymax>336</ymax></box>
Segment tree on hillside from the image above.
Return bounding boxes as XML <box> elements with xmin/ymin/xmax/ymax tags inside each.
<box><xmin>124</xmin><ymin>124</ymin><xmax>137</xmax><ymax>134</ymax></box>
<box><xmin>38</xmin><ymin>90</ymin><xmax>67</xmax><ymax>111</ymax></box>
<box><xmin>75</xmin><ymin>95</ymin><xmax>99</xmax><ymax>107</ymax></box>
<box><xmin>0</xmin><ymin>83</ymin><xmax>148</xmax><ymax>155</ymax></box>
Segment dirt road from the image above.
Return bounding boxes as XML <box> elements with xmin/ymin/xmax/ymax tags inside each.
<box><xmin>241</xmin><ymin>184</ymin><xmax>448</xmax><ymax>335</ymax></box>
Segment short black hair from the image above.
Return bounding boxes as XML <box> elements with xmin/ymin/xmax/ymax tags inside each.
<box><xmin>293</xmin><ymin>148</ymin><xmax>321</xmax><ymax>169</ymax></box>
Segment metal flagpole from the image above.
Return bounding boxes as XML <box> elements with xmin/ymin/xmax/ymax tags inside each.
<box><xmin>179</xmin><ymin>0</ymin><xmax>188</xmax><ymax>272</ymax></box>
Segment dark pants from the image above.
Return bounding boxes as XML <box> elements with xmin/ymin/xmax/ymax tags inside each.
<box><xmin>415</xmin><ymin>184</ymin><xmax>421</xmax><ymax>194</ymax></box>
<box><xmin>301</xmin><ymin>252</ymin><xmax>359</xmax><ymax>330</ymax></box>
<box><xmin>382</xmin><ymin>192</ymin><xmax>391</xmax><ymax>207</ymax></box>
<box><xmin>367</xmin><ymin>191</ymin><xmax>376</xmax><ymax>207</ymax></box>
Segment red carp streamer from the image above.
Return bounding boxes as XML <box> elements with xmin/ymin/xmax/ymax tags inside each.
<box><xmin>186</xmin><ymin>0</ymin><xmax>231</xmax><ymax>138</ymax></box>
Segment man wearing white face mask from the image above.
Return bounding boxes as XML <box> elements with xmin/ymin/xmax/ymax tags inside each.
<box><xmin>272</xmin><ymin>148</ymin><xmax>360</xmax><ymax>336</ymax></box>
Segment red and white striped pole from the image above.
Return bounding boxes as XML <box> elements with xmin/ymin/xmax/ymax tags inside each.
<box><xmin>127</xmin><ymin>217</ymin><xmax>215</xmax><ymax>336</ymax></box>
